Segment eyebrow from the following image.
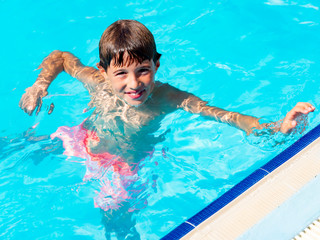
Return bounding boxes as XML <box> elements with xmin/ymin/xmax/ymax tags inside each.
<box><xmin>113</xmin><ymin>69</ymin><xmax>127</xmax><ymax>74</ymax></box>
<box><xmin>138</xmin><ymin>65</ymin><xmax>151</xmax><ymax>68</ymax></box>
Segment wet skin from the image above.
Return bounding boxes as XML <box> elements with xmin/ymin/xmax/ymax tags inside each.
<box><xmin>19</xmin><ymin>50</ymin><xmax>315</xmax><ymax>158</ymax></box>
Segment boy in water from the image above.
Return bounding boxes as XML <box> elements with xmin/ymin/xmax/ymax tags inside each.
<box><xmin>20</xmin><ymin>20</ymin><xmax>315</xmax><ymax>142</ymax></box>
<box><xmin>19</xmin><ymin>19</ymin><xmax>314</xmax><ymax>238</ymax></box>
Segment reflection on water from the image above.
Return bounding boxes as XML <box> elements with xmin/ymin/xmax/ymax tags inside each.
<box><xmin>2</xmin><ymin>0</ymin><xmax>320</xmax><ymax>238</ymax></box>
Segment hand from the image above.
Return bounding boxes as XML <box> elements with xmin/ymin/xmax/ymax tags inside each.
<box><xmin>280</xmin><ymin>102</ymin><xmax>315</xmax><ymax>134</ymax></box>
<box><xmin>19</xmin><ymin>86</ymin><xmax>48</xmax><ymax>116</ymax></box>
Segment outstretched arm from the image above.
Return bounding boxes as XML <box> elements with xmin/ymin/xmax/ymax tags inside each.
<box><xmin>165</xmin><ymin>84</ymin><xmax>315</xmax><ymax>135</ymax></box>
<box><xmin>19</xmin><ymin>50</ymin><xmax>105</xmax><ymax>115</ymax></box>
<box><xmin>179</xmin><ymin>93</ymin><xmax>263</xmax><ymax>135</ymax></box>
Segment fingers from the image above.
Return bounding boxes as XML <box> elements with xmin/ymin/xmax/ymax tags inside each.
<box><xmin>280</xmin><ymin>120</ymin><xmax>297</xmax><ymax>134</ymax></box>
<box><xmin>19</xmin><ymin>92</ymin><xmax>54</xmax><ymax>116</ymax></box>
<box><xmin>27</xmin><ymin>107</ymin><xmax>34</xmax><ymax>116</ymax></box>
<box><xmin>25</xmin><ymin>104</ymin><xmax>35</xmax><ymax>116</ymax></box>
<box><xmin>294</xmin><ymin>102</ymin><xmax>315</xmax><ymax>114</ymax></box>
<box><xmin>291</xmin><ymin>120</ymin><xmax>297</xmax><ymax>128</ymax></box>
<box><xmin>285</xmin><ymin>103</ymin><xmax>315</xmax><ymax>121</ymax></box>
<box><xmin>48</xmin><ymin>103</ymin><xmax>54</xmax><ymax>115</ymax></box>
<box><xmin>19</xmin><ymin>87</ymin><xmax>50</xmax><ymax>116</ymax></box>
<box><xmin>281</xmin><ymin>102</ymin><xmax>315</xmax><ymax>134</ymax></box>
<box><xmin>35</xmin><ymin>97</ymin><xmax>43</xmax><ymax>116</ymax></box>
<box><xmin>19</xmin><ymin>94</ymin><xmax>35</xmax><ymax>115</ymax></box>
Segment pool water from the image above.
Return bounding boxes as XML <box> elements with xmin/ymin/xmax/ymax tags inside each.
<box><xmin>1</xmin><ymin>0</ymin><xmax>320</xmax><ymax>239</ymax></box>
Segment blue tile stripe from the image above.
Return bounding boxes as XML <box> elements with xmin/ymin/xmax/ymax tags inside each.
<box><xmin>161</xmin><ymin>223</ymin><xmax>195</xmax><ymax>240</ymax></box>
<box><xmin>162</xmin><ymin>124</ymin><xmax>320</xmax><ymax>239</ymax></box>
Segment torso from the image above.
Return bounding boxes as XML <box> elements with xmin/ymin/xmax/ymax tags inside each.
<box><xmin>83</xmin><ymin>81</ymin><xmax>177</xmax><ymax>161</ymax></box>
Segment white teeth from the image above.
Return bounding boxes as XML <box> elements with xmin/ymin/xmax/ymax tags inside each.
<box><xmin>126</xmin><ymin>90</ymin><xmax>144</xmax><ymax>96</ymax></box>
<box><xmin>130</xmin><ymin>91</ymin><xmax>142</xmax><ymax>95</ymax></box>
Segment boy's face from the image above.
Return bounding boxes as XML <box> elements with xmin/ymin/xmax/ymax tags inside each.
<box><xmin>99</xmin><ymin>56</ymin><xmax>160</xmax><ymax>107</ymax></box>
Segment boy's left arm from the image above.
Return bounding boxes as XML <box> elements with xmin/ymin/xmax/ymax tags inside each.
<box><xmin>165</xmin><ymin>84</ymin><xmax>315</xmax><ymax>135</ymax></box>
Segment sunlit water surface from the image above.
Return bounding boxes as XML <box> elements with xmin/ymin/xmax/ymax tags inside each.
<box><xmin>1</xmin><ymin>0</ymin><xmax>320</xmax><ymax>239</ymax></box>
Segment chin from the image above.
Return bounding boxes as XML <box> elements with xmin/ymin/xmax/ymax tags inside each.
<box><xmin>123</xmin><ymin>98</ymin><xmax>145</xmax><ymax>107</ymax></box>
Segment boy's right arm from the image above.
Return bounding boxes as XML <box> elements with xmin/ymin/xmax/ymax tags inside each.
<box><xmin>19</xmin><ymin>50</ymin><xmax>104</xmax><ymax>115</ymax></box>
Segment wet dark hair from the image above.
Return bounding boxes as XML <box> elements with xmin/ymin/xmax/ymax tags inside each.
<box><xmin>99</xmin><ymin>20</ymin><xmax>161</xmax><ymax>70</ymax></box>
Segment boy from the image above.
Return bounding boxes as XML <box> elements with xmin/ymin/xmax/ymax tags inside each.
<box><xmin>19</xmin><ymin>20</ymin><xmax>315</xmax><ymax>146</ymax></box>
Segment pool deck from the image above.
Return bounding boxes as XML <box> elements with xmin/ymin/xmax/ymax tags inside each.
<box><xmin>183</xmin><ymin>136</ymin><xmax>320</xmax><ymax>239</ymax></box>
<box><xmin>162</xmin><ymin>124</ymin><xmax>320</xmax><ymax>240</ymax></box>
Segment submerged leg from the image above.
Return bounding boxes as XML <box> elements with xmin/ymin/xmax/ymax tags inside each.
<box><xmin>101</xmin><ymin>205</ymin><xmax>140</xmax><ymax>240</ymax></box>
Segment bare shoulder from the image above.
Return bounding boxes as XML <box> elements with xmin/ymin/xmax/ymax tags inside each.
<box><xmin>153</xmin><ymin>81</ymin><xmax>179</xmax><ymax>95</ymax></box>
<box><xmin>153</xmin><ymin>81</ymin><xmax>190</xmax><ymax>99</ymax></box>
<box><xmin>151</xmin><ymin>81</ymin><xmax>189</xmax><ymax>108</ymax></box>
<box><xmin>153</xmin><ymin>81</ymin><xmax>207</xmax><ymax>112</ymax></box>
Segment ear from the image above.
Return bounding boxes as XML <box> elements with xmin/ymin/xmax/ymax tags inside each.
<box><xmin>155</xmin><ymin>60</ymin><xmax>160</xmax><ymax>72</ymax></box>
<box><xmin>96</xmin><ymin>63</ymin><xmax>109</xmax><ymax>81</ymax></box>
<box><xmin>97</xmin><ymin>63</ymin><xmax>106</xmax><ymax>73</ymax></box>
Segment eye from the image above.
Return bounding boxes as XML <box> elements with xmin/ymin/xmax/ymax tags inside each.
<box><xmin>138</xmin><ymin>68</ymin><xmax>150</xmax><ymax>74</ymax></box>
<box><xmin>115</xmin><ymin>71</ymin><xmax>126</xmax><ymax>77</ymax></box>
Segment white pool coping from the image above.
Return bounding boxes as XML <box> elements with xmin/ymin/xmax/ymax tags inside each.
<box><xmin>181</xmin><ymin>136</ymin><xmax>320</xmax><ymax>240</ymax></box>
<box><xmin>239</xmin><ymin>168</ymin><xmax>320</xmax><ymax>240</ymax></box>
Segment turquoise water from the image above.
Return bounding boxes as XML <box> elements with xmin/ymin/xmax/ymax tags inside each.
<box><xmin>1</xmin><ymin>0</ymin><xmax>320</xmax><ymax>239</ymax></box>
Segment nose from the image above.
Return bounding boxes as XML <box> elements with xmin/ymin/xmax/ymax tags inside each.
<box><xmin>127</xmin><ymin>73</ymin><xmax>140</xmax><ymax>90</ymax></box>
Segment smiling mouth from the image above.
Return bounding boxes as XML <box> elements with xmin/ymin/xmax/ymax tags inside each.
<box><xmin>125</xmin><ymin>89</ymin><xmax>146</xmax><ymax>100</ymax></box>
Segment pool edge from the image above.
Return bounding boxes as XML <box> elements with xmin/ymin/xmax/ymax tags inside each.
<box><xmin>162</xmin><ymin>124</ymin><xmax>320</xmax><ymax>239</ymax></box>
